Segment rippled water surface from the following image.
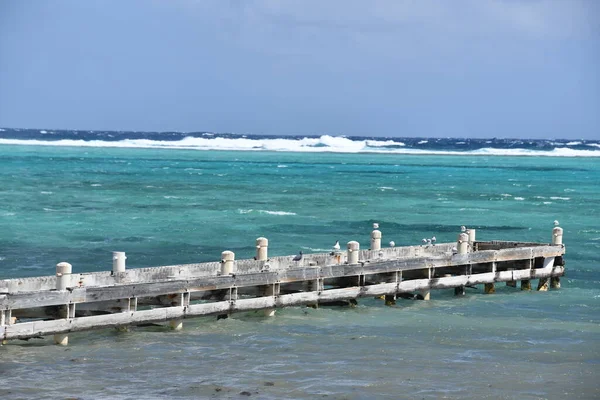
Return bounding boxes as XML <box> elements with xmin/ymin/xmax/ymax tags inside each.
<box><xmin>0</xmin><ymin>145</ymin><xmax>599</xmax><ymax>399</ymax></box>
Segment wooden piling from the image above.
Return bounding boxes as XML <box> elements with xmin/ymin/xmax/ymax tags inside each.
<box><xmin>506</xmin><ymin>268</ymin><xmax>517</xmax><ymax>287</ymax></box>
<box><xmin>484</xmin><ymin>283</ymin><xmax>495</xmax><ymax>294</ymax></box>
<box><xmin>54</xmin><ymin>262</ymin><xmax>72</xmax><ymax>345</ymax></box>
<box><xmin>537</xmin><ymin>278</ymin><xmax>549</xmax><ymax>291</ymax></box>
<box><xmin>549</xmin><ymin>228</ymin><xmax>562</xmax><ymax>289</ymax></box>
<box><xmin>263</xmin><ymin>284</ymin><xmax>276</xmax><ymax>317</ymax></box>
<box><xmin>521</xmin><ymin>279</ymin><xmax>532</xmax><ymax>291</ymax></box>
<box><xmin>384</xmin><ymin>294</ymin><xmax>396</xmax><ymax>306</ymax></box>
<box><xmin>169</xmin><ymin>293</ymin><xmax>184</xmax><ymax>330</ymax></box>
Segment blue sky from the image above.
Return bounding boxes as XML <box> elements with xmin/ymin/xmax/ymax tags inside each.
<box><xmin>0</xmin><ymin>0</ymin><xmax>598</xmax><ymax>139</ymax></box>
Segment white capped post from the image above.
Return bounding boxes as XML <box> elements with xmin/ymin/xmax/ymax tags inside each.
<box><xmin>113</xmin><ymin>251</ymin><xmax>126</xmax><ymax>273</ymax></box>
<box><xmin>457</xmin><ymin>233</ymin><xmax>469</xmax><ymax>254</ymax></box>
<box><xmin>221</xmin><ymin>251</ymin><xmax>235</xmax><ymax>275</ymax></box>
<box><xmin>347</xmin><ymin>241</ymin><xmax>360</xmax><ymax>265</ymax></box>
<box><xmin>467</xmin><ymin>229</ymin><xmax>476</xmax><ymax>243</ymax></box>
<box><xmin>371</xmin><ymin>229</ymin><xmax>382</xmax><ymax>251</ymax></box>
<box><xmin>552</xmin><ymin>227</ymin><xmax>563</xmax><ymax>245</ymax></box>
<box><xmin>56</xmin><ymin>262</ymin><xmax>72</xmax><ymax>291</ymax></box>
<box><xmin>256</xmin><ymin>237</ymin><xmax>268</xmax><ymax>261</ymax></box>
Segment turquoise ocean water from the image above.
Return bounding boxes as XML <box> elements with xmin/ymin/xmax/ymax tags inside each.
<box><xmin>0</xmin><ymin>136</ymin><xmax>599</xmax><ymax>399</ymax></box>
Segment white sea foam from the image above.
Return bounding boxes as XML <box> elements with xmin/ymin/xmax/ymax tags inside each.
<box><xmin>1</xmin><ymin>137</ymin><xmax>600</xmax><ymax>157</ymax></box>
<box><xmin>365</xmin><ymin>139</ymin><xmax>405</xmax><ymax>147</ymax></box>
<box><xmin>566</xmin><ymin>141</ymin><xmax>582</xmax><ymax>146</ymax></box>
<box><xmin>40</xmin><ymin>130</ymin><xmax>47</xmax><ymax>134</ymax></box>
<box><xmin>238</xmin><ymin>209</ymin><xmax>295</xmax><ymax>215</ymax></box>
<box><xmin>90</xmin><ymin>183</ymin><xmax>102</xmax><ymax>187</ymax></box>
<box><xmin>550</xmin><ymin>196</ymin><xmax>570</xmax><ymax>200</ymax></box>
<box><xmin>259</xmin><ymin>210</ymin><xmax>296</xmax><ymax>216</ymax></box>
<box><xmin>514</xmin><ymin>197</ymin><xmax>525</xmax><ymax>201</ymax></box>
<box><xmin>164</xmin><ymin>196</ymin><xmax>180</xmax><ymax>199</ymax></box>
<box><xmin>40</xmin><ymin>191</ymin><xmax>53</xmax><ymax>194</ymax></box>
<box><xmin>417</xmin><ymin>140</ymin><xmax>428</xmax><ymax>144</ymax></box>
<box><xmin>587</xmin><ymin>143</ymin><xmax>600</xmax><ymax>148</ymax></box>
<box><xmin>378</xmin><ymin>186</ymin><xmax>395</xmax><ymax>191</ymax></box>
<box><xmin>301</xmin><ymin>246</ymin><xmax>330</xmax><ymax>252</ymax></box>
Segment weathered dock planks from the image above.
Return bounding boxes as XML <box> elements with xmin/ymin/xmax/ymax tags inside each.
<box><xmin>0</xmin><ymin>226</ymin><xmax>565</xmax><ymax>345</ymax></box>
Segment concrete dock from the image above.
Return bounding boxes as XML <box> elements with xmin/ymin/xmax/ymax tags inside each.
<box><xmin>0</xmin><ymin>226</ymin><xmax>565</xmax><ymax>345</ymax></box>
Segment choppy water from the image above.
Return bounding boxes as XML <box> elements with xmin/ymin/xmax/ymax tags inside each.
<box><xmin>0</xmin><ymin>131</ymin><xmax>599</xmax><ymax>399</ymax></box>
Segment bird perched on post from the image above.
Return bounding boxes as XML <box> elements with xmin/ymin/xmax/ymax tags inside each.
<box><xmin>333</xmin><ymin>240</ymin><xmax>340</xmax><ymax>251</ymax></box>
<box><xmin>431</xmin><ymin>236</ymin><xmax>436</xmax><ymax>245</ymax></box>
<box><xmin>427</xmin><ymin>238</ymin><xmax>432</xmax><ymax>246</ymax></box>
<box><xmin>373</xmin><ymin>222</ymin><xmax>379</xmax><ymax>229</ymax></box>
<box><xmin>554</xmin><ymin>220</ymin><xmax>559</xmax><ymax>226</ymax></box>
<box><xmin>389</xmin><ymin>241</ymin><xmax>395</xmax><ymax>247</ymax></box>
<box><xmin>461</xmin><ymin>226</ymin><xmax>467</xmax><ymax>232</ymax></box>
<box><xmin>293</xmin><ymin>251</ymin><xmax>303</xmax><ymax>262</ymax></box>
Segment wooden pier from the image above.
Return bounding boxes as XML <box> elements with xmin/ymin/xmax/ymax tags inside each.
<box><xmin>0</xmin><ymin>226</ymin><xmax>565</xmax><ymax>345</ymax></box>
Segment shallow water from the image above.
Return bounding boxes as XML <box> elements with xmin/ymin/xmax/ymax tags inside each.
<box><xmin>1</xmin><ymin>145</ymin><xmax>599</xmax><ymax>399</ymax></box>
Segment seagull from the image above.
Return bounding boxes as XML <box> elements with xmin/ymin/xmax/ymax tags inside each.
<box><xmin>389</xmin><ymin>241</ymin><xmax>395</xmax><ymax>247</ymax></box>
<box><xmin>554</xmin><ymin>220</ymin><xmax>559</xmax><ymax>226</ymax></box>
<box><xmin>461</xmin><ymin>226</ymin><xmax>467</xmax><ymax>232</ymax></box>
<box><xmin>427</xmin><ymin>238</ymin><xmax>432</xmax><ymax>246</ymax></box>
<box><xmin>333</xmin><ymin>240</ymin><xmax>341</xmax><ymax>251</ymax></box>
<box><xmin>422</xmin><ymin>238</ymin><xmax>427</xmax><ymax>245</ymax></box>
<box><xmin>373</xmin><ymin>222</ymin><xmax>379</xmax><ymax>229</ymax></box>
<box><xmin>431</xmin><ymin>236</ymin><xmax>436</xmax><ymax>245</ymax></box>
<box><xmin>292</xmin><ymin>251</ymin><xmax>303</xmax><ymax>262</ymax></box>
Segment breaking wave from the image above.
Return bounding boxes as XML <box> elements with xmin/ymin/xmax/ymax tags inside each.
<box><xmin>0</xmin><ymin>130</ymin><xmax>599</xmax><ymax>157</ymax></box>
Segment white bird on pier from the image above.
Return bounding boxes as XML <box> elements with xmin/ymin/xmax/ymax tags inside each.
<box><xmin>333</xmin><ymin>240</ymin><xmax>341</xmax><ymax>251</ymax></box>
<box><xmin>389</xmin><ymin>241</ymin><xmax>395</xmax><ymax>247</ymax></box>
<box><xmin>431</xmin><ymin>236</ymin><xmax>436</xmax><ymax>245</ymax></box>
<box><xmin>422</xmin><ymin>238</ymin><xmax>427</xmax><ymax>245</ymax></box>
<box><xmin>554</xmin><ymin>220</ymin><xmax>560</xmax><ymax>226</ymax></box>
<box><xmin>373</xmin><ymin>222</ymin><xmax>379</xmax><ymax>229</ymax></box>
<box><xmin>427</xmin><ymin>238</ymin><xmax>432</xmax><ymax>246</ymax></box>
<box><xmin>461</xmin><ymin>226</ymin><xmax>467</xmax><ymax>232</ymax></box>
